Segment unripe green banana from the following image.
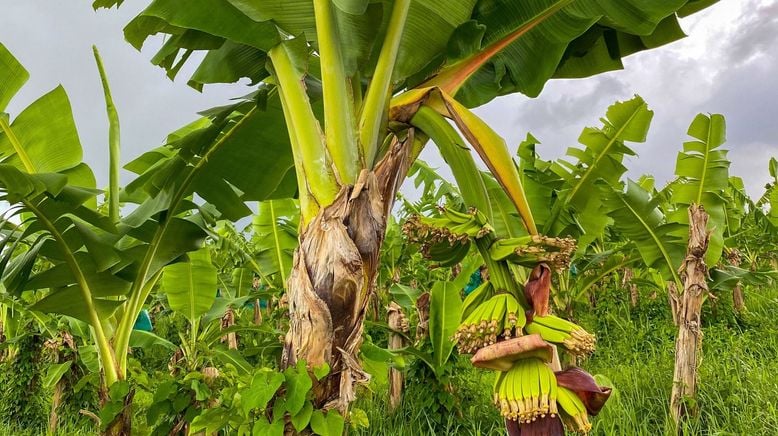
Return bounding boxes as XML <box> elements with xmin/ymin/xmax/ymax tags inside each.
<box><xmin>456</xmin><ymin>293</ymin><xmax>527</xmax><ymax>352</ymax></box>
<box><xmin>525</xmin><ymin>315</ymin><xmax>596</xmax><ymax>356</ymax></box>
<box><xmin>529</xmin><ymin>361</ymin><xmax>541</xmax><ymax>420</ymax></box>
<box><xmin>556</xmin><ymin>387</ymin><xmax>591</xmax><ymax>433</ymax></box>
<box><xmin>462</xmin><ymin>281</ymin><xmax>492</xmax><ymax>320</ymax></box>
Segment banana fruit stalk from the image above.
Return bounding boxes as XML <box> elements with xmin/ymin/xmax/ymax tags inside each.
<box><xmin>525</xmin><ymin>315</ymin><xmax>596</xmax><ymax>357</ymax></box>
<box><xmin>494</xmin><ymin>358</ymin><xmax>558</xmax><ymax>423</ymax></box>
<box><xmin>557</xmin><ymin>386</ymin><xmax>592</xmax><ymax>433</ymax></box>
<box><xmin>454</xmin><ymin>293</ymin><xmax>525</xmax><ymax>353</ymax></box>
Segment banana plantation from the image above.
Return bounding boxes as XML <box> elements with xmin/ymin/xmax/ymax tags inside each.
<box><xmin>1</xmin><ymin>0</ymin><xmax>777</xmax><ymax>435</ymax></box>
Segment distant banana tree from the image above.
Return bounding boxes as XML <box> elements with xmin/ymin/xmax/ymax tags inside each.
<box><xmin>0</xmin><ymin>43</ymin><xmax>282</xmax><ymax>434</ymax></box>
<box><xmin>98</xmin><ymin>0</ymin><xmax>719</xmax><ymax>433</ymax></box>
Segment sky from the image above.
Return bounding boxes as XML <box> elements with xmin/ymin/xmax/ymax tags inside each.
<box><xmin>1</xmin><ymin>1</ymin><xmax>777</xmax><ymax>200</ymax></box>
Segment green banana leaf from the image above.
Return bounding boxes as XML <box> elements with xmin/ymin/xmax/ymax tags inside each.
<box><xmin>161</xmin><ymin>248</ymin><xmax>218</xmax><ymax>322</ymax></box>
<box><xmin>118</xmin><ymin>0</ymin><xmax>714</xmax><ymax>110</ymax></box>
<box><xmin>0</xmin><ymin>43</ymin><xmax>29</xmax><ymax>112</ymax></box>
<box><xmin>668</xmin><ymin>113</ymin><xmax>730</xmax><ymax>266</ymax></box>
<box><xmin>545</xmin><ymin>96</ymin><xmax>653</xmax><ymax>248</ymax></box>
<box><xmin>252</xmin><ymin>198</ymin><xmax>299</xmax><ymax>287</ymax></box>
<box><xmin>428</xmin><ymin>281</ymin><xmax>462</xmax><ymax>374</ymax></box>
<box><xmin>606</xmin><ymin>180</ymin><xmax>686</xmax><ymax>287</ymax></box>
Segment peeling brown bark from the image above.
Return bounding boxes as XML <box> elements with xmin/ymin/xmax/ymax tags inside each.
<box><xmin>726</xmin><ymin>249</ymin><xmax>746</xmax><ymax>313</ymax></box>
<box><xmin>667</xmin><ymin>281</ymin><xmax>681</xmax><ymax>326</ymax></box>
<box><xmin>387</xmin><ymin>302</ymin><xmax>406</xmax><ymax>411</ymax></box>
<box><xmin>670</xmin><ymin>205</ymin><xmax>709</xmax><ymax>428</ymax></box>
<box><xmin>282</xmin><ymin>136</ymin><xmax>413</xmax><ymax>413</ymax></box>
<box><xmin>623</xmin><ymin>268</ymin><xmax>638</xmax><ymax>307</ymax></box>
<box><xmin>415</xmin><ymin>292</ymin><xmax>430</xmax><ymax>345</ymax></box>
<box><xmin>100</xmin><ymin>388</ymin><xmax>134</xmax><ymax>436</ymax></box>
<box><xmin>221</xmin><ymin>307</ymin><xmax>238</xmax><ymax>350</ymax></box>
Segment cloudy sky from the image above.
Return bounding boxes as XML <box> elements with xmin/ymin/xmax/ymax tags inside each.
<box><xmin>1</xmin><ymin>1</ymin><xmax>777</xmax><ymax>200</ymax></box>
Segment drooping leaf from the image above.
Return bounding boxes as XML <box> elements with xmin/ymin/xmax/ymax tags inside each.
<box><xmin>252</xmin><ymin>199</ymin><xmax>299</xmax><ymax>286</ymax></box>
<box><xmin>129</xmin><ymin>330</ymin><xmax>177</xmax><ymax>351</ymax></box>
<box><xmin>428</xmin><ymin>281</ymin><xmax>462</xmax><ymax>372</ymax></box>
<box><xmin>389</xmin><ymin>283</ymin><xmax>422</xmax><ymax>312</ymax></box>
<box><xmin>43</xmin><ymin>361</ymin><xmax>73</xmax><ymax>390</ymax></box>
<box><xmin>449</xmin><ymin>1</ymin><xmax>706</xmax><ymax>106</ymax></box>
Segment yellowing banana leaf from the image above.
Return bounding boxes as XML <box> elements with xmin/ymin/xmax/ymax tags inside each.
<box><xmin>436</xmin><ymin>91</ymin><xmax>537</xmax><ymax>234</ymax></box>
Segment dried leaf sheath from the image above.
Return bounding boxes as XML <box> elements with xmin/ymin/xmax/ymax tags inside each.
<box><xmin>283</xmin><ymin>136</ymin><xmax>414</xmax><ymax>411</ymax></box>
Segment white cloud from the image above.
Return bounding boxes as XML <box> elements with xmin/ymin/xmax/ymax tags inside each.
<box><xmin>1</xmin><ymin>1</ymin><xmax>776</xmax><ymax>201</ymax></box>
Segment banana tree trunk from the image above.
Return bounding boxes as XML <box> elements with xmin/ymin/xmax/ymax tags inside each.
<box><xmin>726</xmin><ymin>249</ymin><xmax>746</xmax><ymax>313</ymax></box>
<box><xmin>221</xmin><ymin>307</ymin><xmax>238</xmax><ymax>350</ymax></box>
<box><xmin>670</xmin><ymin>205</ymin><xmax>709</xmax><ymax>428</ymax></box>
<box><xmin>732</xmin><ymin>284</ymin><xmax>745</xmax><ymax>313</ymax></box>
<box><xmin>667</xmin><ymin>281</ymin><xmax>681</xmax><ymax>326</ymax></box>
<box><xmin>282</xmin><ymin>138</ymin><xmax>412</xmax><ymax>412</ymax></box>
<box><xmin>387</xmin><ymin>302</ymin><xmax>406</xmax><ymax>411</ymax></box>
<box><xmin>254</xmin><ymin>299</ymin><xmax>263</xmax><ymax>325</ymax></box>
<box><xmin>100</xmin><ymin>389</ymin><xmax>134</xmax><ymax>436</ymax></box>
<box><xmin>623</xmin><ymin>268</ymin><xmax>638</xmax><ymax>307</ymax></box>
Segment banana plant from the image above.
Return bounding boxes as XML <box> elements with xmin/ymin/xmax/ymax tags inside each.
<box><xmin>0</xmin><ymin>43</ymin><xmax>304</xmax><ymax>434</ymax></box>
<box><xmin>101</xmin><ymin>0</ymin><xmax>717</xmax><ymax>432</ymax></box>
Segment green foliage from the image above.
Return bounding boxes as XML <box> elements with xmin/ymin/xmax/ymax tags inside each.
<box><xmin>0</xmin><ymin>328</ymin><xmax>48</xmax><ymax>432</ymax></box>
<box><xmin>428</xmin><ymin>281</ymin><xmax>463</xmax><ymax>373</ymax></box>
<box><xmin>161</xmin><ymin>248</ymin><xmax>218</xmax><ymax>323</ymax></box>
<box><xmin>606</xmin><ymin>181</ymin><xmax>686</xmax><ymax>286</ymax></box>
<box><xmin>252</xmin><ymin>199</ymin><xmax>299</xmax><ymax>287</ymax></box>
<box><xmin>545</xmin><ymin>95</ymin><xmax>654</xmax><ymax>247</ymax></box>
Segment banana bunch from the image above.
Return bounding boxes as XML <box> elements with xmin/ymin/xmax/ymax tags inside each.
<box><xmin>557</xmin><ymin>386</ymin><xmax>592</xmax><ymax>433</ymax></box>
<box><xmin>490</xmin><ymin>234</ymin><xmax>577</xmax><ymax>270</ymax></box>
<box><xmin>494</xmin><ymin>358</ymin><xmax>558</xmax><ymax>423</ymax></box>
<box><xmin>403</xmin><ymin>207</ymin><xmax>491</xmax><ymax>245</ymax></box>
<box><xmin>402</xmin><ymin>208</ymin><xmax>492</xmax><ymax>267</ymax></box>
<box><xmin>524</xmin><ymin>315</ymin><xmax>596</xmax><ymax>356</ymax></box>
<box><xmin>455</xmin><ymin>293</ymin><xmax>525</xmax><ymax>353</ymax></box>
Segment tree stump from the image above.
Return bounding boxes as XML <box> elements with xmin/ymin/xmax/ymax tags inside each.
<box><xmin>387</xmin><ymin>302</ymin><xmax>407</xmax><ymax>411</ymax></box>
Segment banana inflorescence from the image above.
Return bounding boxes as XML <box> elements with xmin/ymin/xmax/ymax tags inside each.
<box><xmin>493</xmin><ymin>358</ymin><xmax>558</xmax><ymax>423</ymax></box>
<box><xmin>455</xmin><ymin>293</ymin><xmax>525</xmax><ymax>353</ymax></box>
<box><xmin>524</xmin><ymin>315</ymin><xmax>596</xmax><ymax>356</ymax></box>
